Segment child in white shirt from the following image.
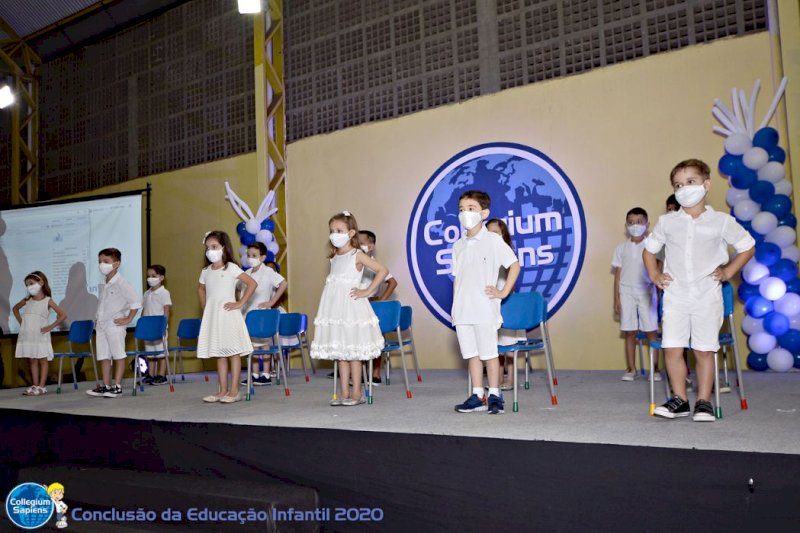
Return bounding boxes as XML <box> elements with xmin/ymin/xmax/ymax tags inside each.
<box><xmin>141</xmin><ymin>264</ymin><xmax>172</xmax><ymax>386</ymax></box>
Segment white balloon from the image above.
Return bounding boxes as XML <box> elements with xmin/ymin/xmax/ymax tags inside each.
<box><xmin>773</xmin><ymin>179</ymin><xmax>793</xmax><ymax>197</ymax></box>
<box><xmin>266</xmin><ymin>240</ymin><xmax>280</xmax><ymax>255</ymax></box>
<box><xmin>757</xmin><ymin>161</ymin><xmax>785</xmax><ymax>183</ymax></box>
<box><xmin>790</xmin><ymin>314</ymin><xmax>800</xmax><ymax>330</ymax></box>
<box><xmin>781</xmin><ymin>245</ymin><xmax>800</xmax><ymax>263</ymax></box>
<box><xmin>743</xmin><ymin>260</ymin><xmax>770</xmax><ymax>285</ymax></box>
<box><xmin>245</xmin><ymin>219</ymin><xmax>260</xmax><ymax>235</ymax></box>
<box><xmin>748</xmin><ymin>332</ymin><xmax>777</xmax><ymax>354</ymax></box>
<box><xmin>726</xmin><ymin>187</ymin><xmax>750</xmax><ymax>208</ymax></box>
<box><xmin>751</xmin><ymin>211</ymin><xmax>779</xmax><ymax>235</ymax></box>
<box><xmin>759</xmin><ymin>277</ymin><xmax>787</xmax><ymax>301</ymax></box>
<box><xmin>741</xmin><ymin>315</ymin><xmax>764</xmax><ymax>335</ymax></box>
<box><xmin>733</xmin><ymin>199</ymin><xmax>760</xmax><ymax>221</ymax></box>
<box><xmin>255</xmin><ymin>229</ymin><xmax>272</xmax><ymax>244</ymax></box>
<box><xmin>724</xmin><ymin>133</ymin><xmax>752</xmax><ymax>156</ymax></box>
<box><xmin>743</xmin><ymin>147</ymin><xmax>769</xmax><ymax>170</ymax></box>
<box><xmin>765</xmin><ymin>226</ymin><xmax>797</xmax><ymax>248</ymax></box>
<box><xmin>239</xmin><ymin>245</ymin><xmax>248</xmax><ymax>259</ymax></box>
<box><xmin>775</xmin><ymin>293</ymin><xmax>800</xmax><ymax>317</ymax></box>
<box><xmin>766</xmin><ymin>347</ymin><xmax>794</xmax><ymax>372</ymax></box>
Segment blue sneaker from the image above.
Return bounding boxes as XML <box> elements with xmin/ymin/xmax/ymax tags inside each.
<box><xmin>455</xmin><ymin>394</ymin><xmax>488</xmax><ymax>413</ymax></box>
<box><xmin>487</xmin><ymin>394</ymin><xmax>504</xmax><ymax>414</ymax></box>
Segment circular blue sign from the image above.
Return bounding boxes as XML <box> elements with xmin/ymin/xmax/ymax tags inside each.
<box><xmin>406</xmin><ymin>142</ymin><xmax>586</xmax><ymax>328</ymax></box>
<box><xmin>5</xmin><ymin>482</ymin><xmax>54</xmax><ymax>529</ymax></box>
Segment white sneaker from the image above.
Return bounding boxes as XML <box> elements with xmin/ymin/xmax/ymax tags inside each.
<box><xmin>621</xmin><ymin>371</ymin><xmax>636</xmax><ymax>381</ymax></box>
<box><xmin>650</xmin><ymin>372</ymin><xmax>662</xmax><ymax>382</ymax></box>
<box><xmin>22</xmin><ymin>386</ymin><xmax>40</xmax><ymax>396</ymax></box>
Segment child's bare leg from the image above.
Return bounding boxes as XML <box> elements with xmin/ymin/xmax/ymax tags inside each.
<box><xmin>100</xmin><ymin>360</ymin><xmax>112</xmax><ymax>386</ymax></box>
<box><xmin>113</xmin><ymin>359</ymin><xmax>126</xmax><ymax>386</ymax></box>
<box><xmin>486</xmin><ymin>357</ymin><xmax>501</xmax><ymax>390</ymax></box>
<box><xmin>645</xmin><ymin>331</ymin><xmax>659</xmax><ymax>370</ymax></box>
<box><xmin>216</xmin><ymin>357</ymin><xmax>229</xmax><ymax>397</ymax></box>
<box><xmin>30</xmin><ymin>359</ymin><xmax>40</xmax><ymax>387</ymax></box>
<box><xmin>251</xmin><ymin>355</ymin><xmax>261</xmax><ymax>375</ymax></box>
<box><xmin>229</xmin><ymin>355</ymin><xmax>241</xmax><ymax>395</ymax></box>
<box><xmin>693</xmin><ymin>350</ymin><xmax>714</xmax><ymax>402</ymax></box>
<box><xmin>664</xmin><ymin>347</ymin><xmax>688</xmax><ymax>399</ymax></box>
<box><xmin>158</xmin><ymin>358</ymin><xmax>166</xmax><ymax>376</ymax></box>
<box><xmin>338</xmin><ymin>360</ymin><xmax>351</xmax><ymax>399</ymax></box>
<box><xmin>37</xmin><ymin>360</ymin><xmax>48</xmax><ymax>388</ymax></box>
<box><xmin>467</xmin><ymin>356</ymin><xmax>483</xmax><ymax>391</ymax></box>
<box><xmin>350</xmin><ymin>360</ymin><xmax>362</xmax><ymax>398</ymax></box>
<box><xmin>372</xmin><ymin>355</ymin><xmax>382</xmax><ymax>379</ymax></box>
<box><xmin>624</xmin><ymin>331</ymin><xmax>637</xmax><ymax>371</ymax></box>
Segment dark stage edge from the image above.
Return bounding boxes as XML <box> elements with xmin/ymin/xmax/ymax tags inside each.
<box><xmin>1</xmin><ymin>408</ymin><xmax>799</xmax><ymax>532</ymax></box>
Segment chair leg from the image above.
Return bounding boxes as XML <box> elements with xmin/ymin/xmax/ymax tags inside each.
<box><xmin>246</xmin><ymin>353</ymin><xmax>253</xmax><ymax>401</ymax></box>
<box><xmin>302</xmin><ymin>333</ymin><xmax>316</xmax><ymax>373</ymax></box>
<box><xmin>637</xmin><ymin>336</ymin><xmax>646</xmax><ymax>376</ymax></box>
<box><xmin>385</xmin><ymin>352</ymin><xmax>392</xmax><ymax>385</ymax></box>
<box><xmin>297</xmin><ymin>346</ymin><xmax>309</xmax><ymax>383</ymax></box>
<box><xmin>70</xmin><ymin>359</ymin><xmax>77</xmax><ymax>390</ymax></box>
<box><xmin>332</xmin><ymin>361</ymin><xmax>338</xmax><ymax>402</ymax></box>
<box><xmin>543</xmin><ymin>322</ymin><xmax>558</xmax><ymax>386</ymax></box>
<box><xmin>397</xmin><ymin>329</ymin><xmax>412</xmax><ymax>399</ymax></box>
<box><xmin>409</xmin><ymin>329</ymin><xmax>422</xmax><ymax>382</ymax></box>
<box><xmin>524</xmin><ymin>353</ymin><xmax>530</xmax><ymax>390</ymax></box>
<box><xmin>164</xmin><ymin>354</ymin><xmax>175</xmax><ymax>393</ymax></box>
<box><xmin>467</xmin><ymin>370</ymin><xmax>472</xmax><ymax>395</ymax></box>
<box><xmin>57</xmin><ymin>358</ymin><xmax>64</xmax><ymax>394</ymax></box>
<box><xmin>512</xmin><ymin>352</ymin><xmax>519</xmax><ymax>413</ymax></box>
<box><xmin>542</xmin><ymin>345</ymin><xmax>557</xmax><ymax>406</ymax></box>
<box><xmin>649</xmin><ymin>347</ymin><xmax>655</xmax><ymax>415</ymax></box>
<box><xmin>714</xmin><ymin>350</ymin><xmax>722</xmax><ymax>419</ymax></box>
<box><xmin>728</xmin><ymin>316</ymin><xmax>747</xmax><ymax>409</ymax></box>
<box><xmin>279</xmin><ymin>352</ymin><xmax>290</xmax><ymax>397</ymax></box>
<box><xmin>662</xmin><ymin>350</ymin><xmax>671</xmax><ymax>402</ymax></box>
<box><xmin>362</xmin><ymin>363</ymin><xmax>369</xmax><ymax>397</ymax></box>
<box><xmin>179</xmin><ymin>350</ymin><xmax>185</xmax><ymax>381</ymax></box>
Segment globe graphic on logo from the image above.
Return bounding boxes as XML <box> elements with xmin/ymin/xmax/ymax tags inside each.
<box><xmin>5</xmin><ymin>483</ymin><xmax>54</xmax><ymax>529</ymax></box>
<box><xmin>407</xmin><ymin>143</ymin><xmax>586</xmax><ymax>328</ymax></box>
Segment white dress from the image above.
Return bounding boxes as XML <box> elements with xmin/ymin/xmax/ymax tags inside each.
<box><xmin>311</xmin><ymin>250</ymin><xmax>384</xmax><ymax>361</ymax></box>
<box><xmin>197</xmin><ymin>263</ymin><xmax>253</xmax><ymax>358</ymax></box>
<box><xmin>15</xmin><ymin>297</ymin><xmax>54</xmax><ymax>360</ymax></box>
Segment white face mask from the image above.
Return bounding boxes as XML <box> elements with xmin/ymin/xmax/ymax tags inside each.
<box><xmin>458</xmin><ymin>211</ymin><xmax>483</xmax><ymax>230</ymax></box>
<box><xmin>26</xmin><ymin>283</ymin><xmax>42</xmax><ymax>296</ymax></box>
<box><xmin>99</xmin><ymin>263</ymin><xmax>114</xmax><ymax>275</ymax></box>
<box><xmin>247</xmin><ymin>257</ymin><xmax>262</xmax><ymax>268</ymax></box>
<box><xmin>146</xmin><ymin>277</ymin><xmax>161</xmax><ymax>287</ymax></box>
<box><xmin>675</xmin><ymin>185</ymin><xmax>707</xmax><ymax>208</ymax></box>
<box><xmin>329</xmin><ymin>232</ymin><xmax>350</xmax><ymax>248</ymax></box>
<box><xmin>360</xmin><ymin>245</ymin><xmax>370</xmax><ymax>254</ymax></box>
<box><xmin>206</xmin><ymin>249</ymin><xmax>223</xmax><ymax>263</ymax></box>
<box><xmin>627</xmin><ymin>224</ymin><xmax>646</xmax><ymax>238</ymax></box>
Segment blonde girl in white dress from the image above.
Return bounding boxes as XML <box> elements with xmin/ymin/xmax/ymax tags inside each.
<box><xmin>311</xmin><ymin>211</ymin><xmax>387</xmax><ymax>406</ymax></box>
<box><xmin>197</xmin><ymin>231</ymin><xmax>256</xmax><ymax>403</ymax></box>
<box><xmin>13</xmin><ymin>271</ymin><xmax>67</xmax><ymax>396</ymax></box>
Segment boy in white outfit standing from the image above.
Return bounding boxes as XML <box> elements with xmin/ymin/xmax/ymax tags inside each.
<box><xmin>643</xmin><ymin>159</ymin><xmax>754</xmax><ymax>422</ymax></box>
<box><xmin>452</xmin><ymin>190</ymin><xmax>520</xmax><ymax>415</ymax></box>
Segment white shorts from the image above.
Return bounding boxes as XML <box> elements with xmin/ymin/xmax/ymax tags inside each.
<box><xmin>498</xmin><ymin>328</ymin><xmax>526</xmax><ymax>346</ymax></box>
<box><xmin>661</xmin><ymin>287</ymin><xmax>723</xmax><ymax>352</ymax></box>
<box><xmin>619</xmin><ymin>291</ymin><xmax>658</xmax><ymax>332</ymax></box>
<box><xmin>455</xmin><ymin>324</ymin><xmax>499</xmax><ymax>361</ymax></box>
<box><xmin>96</xmin><ymin>326</ymin><xmax>127</xmax><ymax>361</ymax></box>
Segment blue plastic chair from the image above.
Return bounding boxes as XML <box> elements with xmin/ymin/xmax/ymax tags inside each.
<box><xmin>490</xmin><ymin>292</ymin><xmax>557</xmax><ymax>412</ymax></box>
<box><xmin>279</xmin><ymin>313</ymin><xmax>314</xmax><ymax>382</ymax></box>
<box><xmin>53</xmin><ymin>320</ymin><xmax>98</xmax><ymax>394</ymax></box>
<box><xmin>380</xmin><ymin>305</ymin><xmax>422</xmax><ymax>386</ymax></box>
<box><xmin>167</xmin><ymin>318</ymin><xmax>201</xmax><ymax>383</ymax></box>
<box><xmin>368</xmin><ymin>300</ymin><xmax>411</xmax><ymax>402</ymax></box>
<box><xmin>125</xmin><ymin>315</ymin><xmax>172</xmax><ymax>395</ymax></box>
<box><xmin>245</xmin><ymin>309</ymin><xmax>289</xmax><ymax>400</ymax></box>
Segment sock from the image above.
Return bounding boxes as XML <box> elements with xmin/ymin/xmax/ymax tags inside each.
<box><xmin>261</xmin><ymin>372</ymin><xmax>270</xmax><ymax>378</ymax></box>
<box><xmin>472</xmin><ymin>387</ymin><xmax>485</xmax><ymax>399</ymax></box>
<box><xmin>252</xmin><ymin>373</ymin><xmax>259</xmax><ymax>379</ymax></box>
<box><xmin>488</xmin><ymin>387</ymin><xmax>500</xmax><ymax>398</ymax></box>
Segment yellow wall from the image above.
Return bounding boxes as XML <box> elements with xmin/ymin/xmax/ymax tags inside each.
<box><xmin>286</xmin><ymin>33</ymin><xmax>778</xmax><ymax>370</ymax></box>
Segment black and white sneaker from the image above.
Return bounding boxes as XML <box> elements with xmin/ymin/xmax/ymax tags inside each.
<box><xmin>487</xmin><ymin>394</ymin><xmax>505</xmax><ymax>415</ymax></box>
<box><xmin>654</xmin><ymin>395</ymin><xmax>690</xmax><ymax>419</ymax></box>
<box><xmin>86</xmin><ymin>385</ymin><xmax>108</xmax><ymax>397</ymax></box>
<box><xmin>103</xmin><ymin>384</ymin><xmax>123</xmax><ymax>398</ymax></box>
<box><xmin>151</xmin><ymin>375</ymin><xmax>168</xmax><ymax>386</ymax></box>
<box><xmin>692</xmin><ymin>399</ymin><xmax>715</xmax><ymax>422</ymax></box>
<box><xmin>253</xmin><ymin>375</ymin><xmax>272</xmax><ymax>386</ymax></box>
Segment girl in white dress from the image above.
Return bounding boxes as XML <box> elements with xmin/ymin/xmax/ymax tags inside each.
<box><xmin>13</xmin><ymin>271</ymin><xmax>67</xmax><ymax>396</ymax></box>
<box><xmin>197</xmin><ymin>231</ymin><xmax>256</xmax><ymax>403</ymax></box>
<box><xmin>311</xmin><ymin>211</ymin><xmax>387</xmax><ymax>406</ymax></box>
<box><xmin>487</xmin><ymin>219</ymin><xmax>526</xmax><ymax>391</ymax></box>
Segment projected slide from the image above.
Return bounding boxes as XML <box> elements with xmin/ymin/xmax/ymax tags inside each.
<box><xmin>0</xmin><ymin>194</ymin><xmax>143</xmax><ymax>335</ymax></box>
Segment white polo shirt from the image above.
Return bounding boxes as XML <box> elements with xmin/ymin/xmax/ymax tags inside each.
<box><xmin>241</xmin><ymin>265</ymin><xmax>285</xmax><ymax>315</ymax></box>
<box><xmin>611</xmin><ymin>239</ymin><xmax>654</xmax><ymax>294</ymax></box>
<box><xmin>143</xmin><ymin>285</ymin><xmax>172</xmax><ymax>316</ymax></box>
<box><xmin>644</xmin><ymin>206</ymin><xmax>755</xmax><ymax>297</ymax></box>
<box><xmin>96</xmin><ymin>273</ymin><xmax>142</xmax><ymax>327</ymax></box>
<box><xmin>451</xmin><ymin>225</ymin><xmax>519</xmax><ymax>326</ymax></box>
<box><xmin>360</xmin><ymin>262</ymin><xmax>396</xmax><ymax>299</ymax></box>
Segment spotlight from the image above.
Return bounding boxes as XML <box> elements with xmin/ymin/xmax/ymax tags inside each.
<box><xmin>0</xmin><ymin>86</ymin><xmax>13</xmax><ymax>108</ymax></box>
<box><xmin>237</xmin><ymin>0</ymin><xmax>261</xmax><ymax>14</ymax></box>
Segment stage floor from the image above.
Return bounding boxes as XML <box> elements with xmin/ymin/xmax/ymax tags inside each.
<box><xmin>1</xmin><ymin>368</ymin><xmax>797</xmax><ymax>455</ymax></box>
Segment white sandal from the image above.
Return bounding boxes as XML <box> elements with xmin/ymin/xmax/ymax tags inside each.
<box><xmin>22</xmin><ymin>386</ymin><xmax>39</xmax><ymax>396</ymax></box>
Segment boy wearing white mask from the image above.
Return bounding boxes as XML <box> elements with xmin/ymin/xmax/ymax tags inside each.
<box><xmin>87</xmin><ymin>248</ymin><xmax>142</xmax><ymax>398</ymax></box>
<box><xmin>452</xmin><ymin>190</ymin><xmax>520</xmax><ymax>415</ymax></box>
<box><xmin>644</xmin><ymin>159</ymin><xmax>754</xmax><ymax>422</ymax></box>
<box><xmin>141</xmin><ymin>264</ymin><xmax>172</xmax><ymax>385</ymax></box>
<box><xmin>612</xmin><ymin>207</ymin><xmax>659</xmax><ymax>381</ymax></box>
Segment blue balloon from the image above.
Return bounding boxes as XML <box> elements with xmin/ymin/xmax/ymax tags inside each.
<box><xmin>236</xmin><ymin>222</ymin><xmax>247</xmax><ymax>236</ymax></box>
<box><xmin>763</xmin><ymin>194</ymin><xmax>792</xmax><ymax>218</ymax></box>
<box><xmin>770</xmin><ymin>259</ymin><xmax>798</xmax><ymax>282</ymax></box>
<box><xmin>755</xmin><ymin>242</ymin><xmax>782</xmax><ymax>267</ymax></box>
<box><xmin>719</xmin><ymin>154</ymin><xmax>744</xmax><ymax>177</ymax></box>
<box><xmin>787</xmin><ymin>278</ymin><xmax>800</xmax><ymax>294</ymax></box>
<box><xmin>740</xmin><ymin>220</ymin><xmax>752</xmax><ymax>233</ymax></box>
<box><xmin>777</xmin><ymin>329</ymin><xmax>800</xmax><ymax>352</ymax></box>
<box><xmin>768</xmin><ymin>146</ymin><xmax>786</xmax><ymax>164</ymax></box>
<box><xmin>778</xmin><ymin>213</ymin><xmax>796</xmax><ymax>228</ymax></box>
<box><xmin>738</xmin><ymin>282</ymin><xmax>761</xmax><ymax>303</ymax></box>
<box><xmin>240</xmin><ymin>232</ymin><xmax>256</xmax><ymax>246</ymax></box>
<box><xmin>749</xmin><ymin>180</ymin><xmax>775</xmax><ymax>204</ymax></box>
<box><xmin>745</xmin><ymin>296</ymin><xmax>773</xmax><ymax>318</ymax></box>
<box><xmin>730</xmin><ymin>168</ymin><xmax>757</xmax><ymax>190</ymax></box>
<box><xmin>794</xmin><ymin>352</ymin><xmax>800</xmax><ymax>369</ymax></box>
<box><xmin>748</xmin><ymin>229</ymin><xmax>765</xmax><ymax>244</ymax></box>
<box><xmin>266</xmin><ymin>251</ymin><xmax>276</xmax><ymax>263</ymax></box>
<box><xmin>260</xmin><ymin>219</ymin><xmax>275</xmax><ymax>231</ymax></box>
<box><xmin>763</xmin><ymin>312</ymin><xmax>790</xmax><ymax>337</ymax></box>
<box><xmin>752</xmin><ymin>127</ymin><xmax>779</xmax><ymax>150</ymax></box>
<box><xmin>746</xmin><ymin>352</ymin><xmax>769</xmax><ymax>371</ymax></box>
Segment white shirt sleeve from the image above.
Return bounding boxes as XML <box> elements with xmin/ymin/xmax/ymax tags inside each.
<box><xmin>122</xmin><ymin>279</ymin><xmax>143</xmax><ymax>310</ymax></box>
<box><xmin>451</xmin><ymin>242</ymin><xmax>462</xmax><ymax>278</ymax></box>
<box><xmin>227</xmin><ymin>262</ymin><xmax>244</xmax><ymax>277</ymax></box>
<box><xmin>162</xmin><ymin>288</ymin><xmax>172</xmax><ymax>306</ymax></box>
<box><xmin>199</xmin><ymin>267</ymin><xmax>207</xmax><ymax>285</ymax></box>
<box><xmin>268</xmin><ymin>267</ymin><xmax>285</xmax><ymax>288</ymax></box>
<box><xmin>611</xmin><ymin>242</ymin><xmax>623</xmax><ymax>268</ymax></box>
<box><xmin>644</xmin><ymin>216</ymin><xmax>666</xmax><ymax>255</ymax></box>
<box><xmin>498</xmin><ymin>240</ymin><xmax>519</xmax><ymax>269</ymax></box>
<box><xmin>722</xmin><ymin>215</ymin><xmax>756</xmax><ymax>253</ymax></box>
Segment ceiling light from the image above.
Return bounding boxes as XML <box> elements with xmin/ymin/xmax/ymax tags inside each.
<box><xmin>0</xmin><ymin>86</ymin><xmax>13</xmax><ymax>108</ymax></box>
<box><xmin>237</xmin><ymin>0</ymin><xmax>261</xmax><ymax>14</ymax></box>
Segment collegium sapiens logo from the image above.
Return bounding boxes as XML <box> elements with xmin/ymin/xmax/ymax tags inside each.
<box><xmin>5</xmin><ymin>482</ymin><xmax>55</xmax><ymax>529</ymax></box>
<box><xmin>406</xmin><ymin>142</ymin><xmax>586</xmax><ymax>328</ymax></box>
